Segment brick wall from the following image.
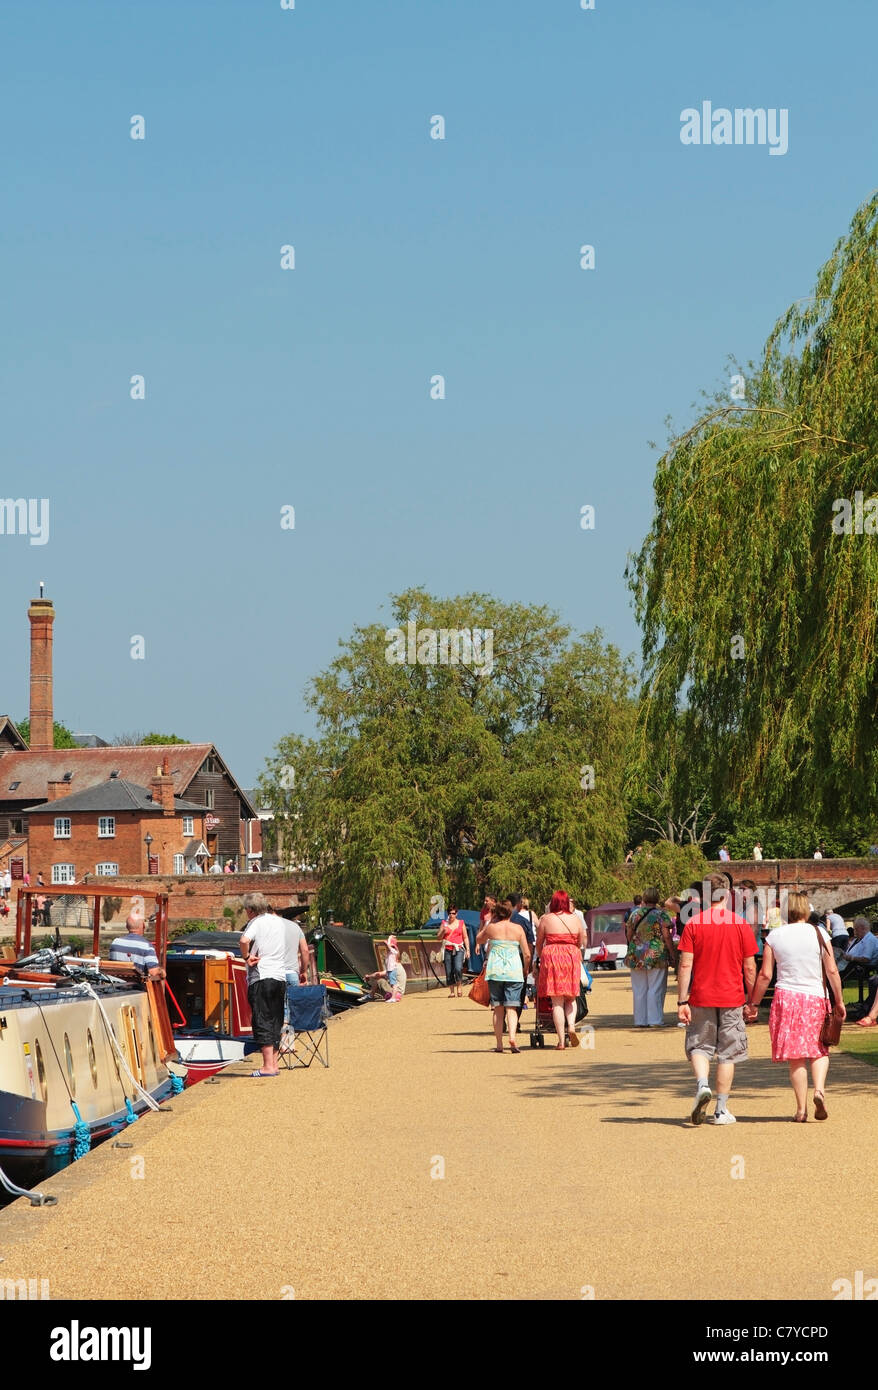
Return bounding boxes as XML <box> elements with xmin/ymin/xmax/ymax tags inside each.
<box><xmin>26</xmin><ymin>810</ymin><xmax>206</xmax><ymax>882</ymax></box>
<box><xmin>100</xmin><ymin>872</ymin><xmax>319</xmax><ymax>927</ymax></box>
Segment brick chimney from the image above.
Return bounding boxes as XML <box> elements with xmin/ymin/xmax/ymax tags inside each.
<box><xmin>46</xmin><ymin>781</ymin><xmax>67</xmax><ymax>801</ymax></box>
<box><xmin>150</xmin><ymin>756</ymin><xmax>176</xmax><ymax>816</ymax></box>
<box><xmin>28</xmin><ymin>596</ymin><xmax>55</xmax><ymax>752</ymax></box>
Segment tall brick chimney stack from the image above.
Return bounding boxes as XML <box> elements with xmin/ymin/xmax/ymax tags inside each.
<box><xmin>28</xmin><ymin>596</ymin><xmax>55</xmax><ymax>752</ymax></box>
<box><xmin>150</xmin><ymin>756</ymin><xmax>176</xmax><ymax>815</ymax></box>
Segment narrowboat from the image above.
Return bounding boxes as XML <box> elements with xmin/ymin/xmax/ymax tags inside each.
<box><xmin>0</xmin><ymin>886</ymin><xmax>183</xmax><ymax>1190</ymax></box>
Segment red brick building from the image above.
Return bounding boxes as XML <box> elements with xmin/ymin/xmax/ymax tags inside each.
<box><xmin>0</xmin><ymin>594</ymin><xmax>256</xmax><ymax>869</ymax></box>
<box><xmin>22</xmin><ymin>767</ymin><xmax>209</xmax><ymax>883</ymax></box>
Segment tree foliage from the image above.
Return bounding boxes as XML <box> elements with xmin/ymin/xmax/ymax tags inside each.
<box><xmin>16</xmin><ymin>718</ymin><xmax>78</xmax><ymax>749</ymax></box>
<box><xmin>259</xmin><ymin>590</ymin><xmax>636</xmax><ymax>929</ymax></box>
<box><xmin>628</xmin><ymin>193</ymin><xmax>878</xmax><ymax>821</ymax></box>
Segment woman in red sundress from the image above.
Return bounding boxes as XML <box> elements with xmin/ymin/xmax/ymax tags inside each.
<box><xmin>745</xmin><ymin>892</ymin><xmax>845</xmax><ymax>1121</ymax></box>
<box><xmin>536</xmin><ymin>891</ymin><xmax>587</xmax><ymax>1049</ymax></box>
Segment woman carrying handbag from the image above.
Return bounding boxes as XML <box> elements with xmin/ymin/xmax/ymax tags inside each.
<box><xmin>745</xmin><ymin>892</ymin><xmax>846</xmax><ymax>1121</ymax></box>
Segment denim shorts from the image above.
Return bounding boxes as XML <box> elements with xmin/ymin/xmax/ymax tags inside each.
<box><xmin>387</xmin><ymin>968</ymin><xmax>398</xmax><ymax>987</ymax></box>
<box><xmin>489</xmin><ymin>979</ymin><xmax>523</xmax><ymax>1008</ymax></box>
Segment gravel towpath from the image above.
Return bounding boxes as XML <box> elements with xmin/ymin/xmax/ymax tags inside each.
<box><xmin>0</xmin><ymin>975</ymin><xmax>874</xmax><ymax>1300</ymax></box>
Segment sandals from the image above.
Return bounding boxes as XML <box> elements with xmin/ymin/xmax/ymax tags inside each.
<box><xmin>250</xmin><ymin>1070</ymin><xmax>279</xmax><ymax>1078</ymax></box>
<box><xmin>857</xmin><ymin>1017</ymin><xmax>877</xmax><ymax>1027</ymax></box>
<box><xmin>509</xmin><ymin>1044</ymin><xmax>521</xmax><ymax>1054</ymax></box>
<box><xmin>813</xmin><ymin>1091</ymin><xmax>828</xmax><ymax>1121</ymax></box>
<box><xmin>567</xmin><ymin>1030</ymin><xmax>581</xmax><ymax>1048</ymax></box>
<box><xmin>794</xmin><ymin>1112</ymin><xmax>807</xmax><ymax>1122</ymax></box>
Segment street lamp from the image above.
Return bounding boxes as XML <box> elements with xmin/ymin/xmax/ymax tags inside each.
<box><xmin>144</xmin><ymin>833</ymin><xmax>154</xmax><ymax>875</ymax></box>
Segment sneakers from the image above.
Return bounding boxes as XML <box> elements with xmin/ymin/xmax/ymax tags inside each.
<box><xmin>712</xmin><ymin>1110</ymin><xmax>736</xmax><ymax>1125</ymax></box>
<box><xmin>690</xmin><ymin>1085</ymin><xmax>713</xmax><ymax>1126</ymax></box>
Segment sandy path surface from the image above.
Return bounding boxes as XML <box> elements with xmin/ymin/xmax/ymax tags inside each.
<box><xmin>1</xmin><ymin>975</ymin><xmax>875</xmax><ymax>1301</ymax></box>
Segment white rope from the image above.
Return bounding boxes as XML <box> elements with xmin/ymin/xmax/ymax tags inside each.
<box><xmin>79</xmin><ymin>982</ymin><xmax>160</xmax><ymax>1113</ymax></box>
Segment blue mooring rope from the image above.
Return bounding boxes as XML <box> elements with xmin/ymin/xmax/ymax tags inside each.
<box><xmin>70</xmin><ymin>1102</ymin><xmax>92</xmax><ymax>1160</ymax></box>
<box><xmin>124</xmin><ymin>1096</ymin><xmax>137</xmax><ymax>1125</ymax></box>
<box><xmin>170</xmin><ymin>1072</ymin><xmax>184</xmax><ymax>1095</ymax></box>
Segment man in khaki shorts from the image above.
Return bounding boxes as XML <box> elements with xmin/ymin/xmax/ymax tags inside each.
<box><xmin>676</xmin><ymin>873</ymin><xmax>758</xmax><ymax>1125</ymax></box>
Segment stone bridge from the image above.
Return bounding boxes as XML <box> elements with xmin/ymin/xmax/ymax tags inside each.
<box><xmin>709</xmin><ymin>858</ymin><xmax>878</xmax><ymax>918</ymax></box>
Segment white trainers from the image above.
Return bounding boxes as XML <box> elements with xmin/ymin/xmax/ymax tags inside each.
<box><xmin>712</xmin><ymin>1110</ymin><xmax>736</xmax><ymax>1125</ymax></box>
<box><xmin>690</xmin><ymin>1086</ymin><xmax>712</xmax><ymax>1125</ymax></box>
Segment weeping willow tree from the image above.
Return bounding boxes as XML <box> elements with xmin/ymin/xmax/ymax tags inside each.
<box><xmin>628</xmin><ymin>192</ymin><xmax>878</xmax><ymax>822</ymax></box>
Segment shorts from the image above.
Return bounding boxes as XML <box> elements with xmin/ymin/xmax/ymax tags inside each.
<box><xmin>387</xmin><ymin>968</ymin><xmax>398</xmax><ymax>987</ymax></box>
<box><xmin>685</xmin><ymin>1006</ymin><xmax>748</xmax><ymax>1062</ymax></box>
<box><xmin>248</xmin><ymin>978</ymin><xmax>286</xmax><ymax>1049</ymax></box>
<box><xmin>488</xmin><ymin>979</ymin><xmax>524</xmax><ymax>1008</ymax></box>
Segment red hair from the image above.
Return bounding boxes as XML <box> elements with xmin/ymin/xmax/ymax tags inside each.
<box><xmin>549</xmin><ymin>891</ymin><xmax>571</xmax><ymax>914</ymax></box>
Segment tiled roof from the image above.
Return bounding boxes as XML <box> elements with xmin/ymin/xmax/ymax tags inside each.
<box><xmin>0</xmin><ymin>744</ymin><xmax>256</xmax><ymax>816</ymax></box>
<box><xmin>20</xmin><ymin>779</ymin><xmax>208</xmax><ymax>816</ymax></box>
<box><xmin>0</xmin><ymin>717</ymin><xmax>28</xmax><ymax>751</ymax></box>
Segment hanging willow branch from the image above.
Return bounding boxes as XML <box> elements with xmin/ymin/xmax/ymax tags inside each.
<box><xmin>628</xmin><ymin>192</ymin><xmax>878</xmax><ymax>820</ymax></box>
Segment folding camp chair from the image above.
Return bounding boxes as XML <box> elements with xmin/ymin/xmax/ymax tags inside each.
<box><xmin>279</xmin><ymin>984</ymin><xmax>330</xmax><ymax>1069</ymax></box>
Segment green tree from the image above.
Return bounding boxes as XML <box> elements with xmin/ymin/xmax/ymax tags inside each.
<box><xmin>16</xmin><ymin>718</ymin><xmax>78</xmax><ymax>749</ymax></box>
<box><xmin>258</xmin><ymin>591</ymin><xmax>637</xmax><ymax>929</ymax></box>
<box><xmin>628</xmin><ymin>193</ymin><xmax>878</xmax><ymax>822</ymax></box>
<box><xmin>140</xmin><ymin>733</ymin><xmax>189</xmax><ymax>745</ymax></box>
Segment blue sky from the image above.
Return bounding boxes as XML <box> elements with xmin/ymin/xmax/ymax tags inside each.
<box><xmin>1</xmin><ymin>0</ymin><xmax>874</xmax><ymax>783</ymax></box>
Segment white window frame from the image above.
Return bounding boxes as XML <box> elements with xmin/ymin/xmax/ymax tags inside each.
<box><xmin>97</xmin><ymin>816</ymin><xmax>115</xmax><ymax>838</ymax></box>
<box><xmin>173</xmin><ymin>853</ymin><xmax>184</xmax><ymax>875</ymax></box>
<box><xmin>95</xmin><ymin>862</ymin><xmax>118</xmax><ymax>877</ymax></box>
<box><xmin>51</xmin><ymin>863</ymin><xmax>76</xmax><ymax>884</ymax></box>
<box><xmin>54</xmin><ymin>817</ymin><xmax>71</xmax><ymax>839</ymax></box>
<box><xmin>182</xmin><ymin>816</ymin><xmax>194</xmax><ymax>837</ymax></box>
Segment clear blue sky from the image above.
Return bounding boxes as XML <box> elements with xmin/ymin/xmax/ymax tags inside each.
<box><xmin>1</xmin><ymin>0</ymin><xmax>874</xmax><ymax>783</ymax></box>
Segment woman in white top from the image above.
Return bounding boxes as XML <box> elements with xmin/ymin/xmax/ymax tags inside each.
<box><xmin>745</xmin><ymin>892</ymin><xmax>845</xmax><ymax>1121</ymax></box>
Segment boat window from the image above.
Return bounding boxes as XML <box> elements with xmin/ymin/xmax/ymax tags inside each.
<box><xmin>64</xmin><ymin>1032</ymin><xmax>76</xmax><ymax>1097</ymax></box>
<box><xmin>34</xmin><ymin>1038</ymin><xmax>48</xmax><ymax>1103</ymax></box>
<box><xmin>87</xmin><ymin>1029</ymin><xmax>98</xmax><ymax>1087</ymax></box>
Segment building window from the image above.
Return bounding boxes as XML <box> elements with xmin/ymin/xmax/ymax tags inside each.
<box><xmin>51</xmin><ymin>863</ymin><xmax>76</xmax><ymax>884</ymax></box>
<box><xmin>173</xmin><ymin>854</ymin><xmax>184</xmax><ymax>874</ymax></box>
<box><xmin>96</xmin><ymin>863</ymin><xmax>118</xmax><ymax>876</ymax></box>
<box><xmin>202</xmin><ymin>756</ymin><xmax>220</xmax><ymax>774</ymax></box>
<box><xmin>54</xmin><ymin>817</ymin><xmax>71</xmax><ymax>839</ymax></box>
<box><xmin>10</xmin><ymin>818</ymin><xmax>23</xmax><ymax>835</ymax></box>
<box><xmin>183</xmin><ymin>815</ymin><xmax>194</xmax><ymax>837</ymax></box>
<box><xmin>204</xmin><ymin>790</ymin><xmax>215</xmax><ymax>810</ymax></box>
<box><xmin>98</xmin><ymin>816</ymin><xmax>115</xmax><ymax>838</ymax></box>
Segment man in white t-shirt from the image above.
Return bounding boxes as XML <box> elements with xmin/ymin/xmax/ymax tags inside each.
<box><xmin>240</xmin><ymin>892</ymin><xmax>288</xmax><ymax>1076</ymax></box>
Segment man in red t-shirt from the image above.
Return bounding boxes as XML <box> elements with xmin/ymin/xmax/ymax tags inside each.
<box><xmin>677</xmin><ymin>873</ymin><xmax>758</xmax><ymax>1126</ymax></box>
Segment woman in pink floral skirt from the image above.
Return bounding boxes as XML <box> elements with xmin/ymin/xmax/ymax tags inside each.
<box><xmin>745</xmin><ymin>893</ymin><xmax>846</xmax><ymax>1121</ymax></box>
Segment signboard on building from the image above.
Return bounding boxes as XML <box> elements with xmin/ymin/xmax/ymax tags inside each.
<box><xmin>10</xmin><ymin>859</ymin><xmax>24</xmax><ymax>881</ymax></box>
<box><xmin>205</xmin><ymin>814</ymin><xmax>221</xmax><ymax>829</ymax></box>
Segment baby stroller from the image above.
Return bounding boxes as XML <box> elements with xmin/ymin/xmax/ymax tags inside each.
<box><xmin>529</xmin><ymin>960</ymin><xmax>591</xmax><ymax>1048</ymax></box>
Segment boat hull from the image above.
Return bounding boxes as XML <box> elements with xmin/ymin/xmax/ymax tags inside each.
<box><xmin>0</xmin><ymin>978</ymin><xmax>174</xmax><ymax>1192</ymax></box>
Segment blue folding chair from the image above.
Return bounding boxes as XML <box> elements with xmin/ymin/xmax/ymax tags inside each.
<box><xmin>279</xmin><ymin>984</ymin><xmax>330</xmax><ymax>1069</ymax></box>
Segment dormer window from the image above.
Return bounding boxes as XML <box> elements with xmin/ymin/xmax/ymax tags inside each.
<box><xmin>62</xmin><ymin>771</ymin><xmax>73</xmax><ymax>782</ymax></box>
<box><xmin>8</xmin><ymin>781</ymin><xmax>20</xmax><ymax>791</ymax></box>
